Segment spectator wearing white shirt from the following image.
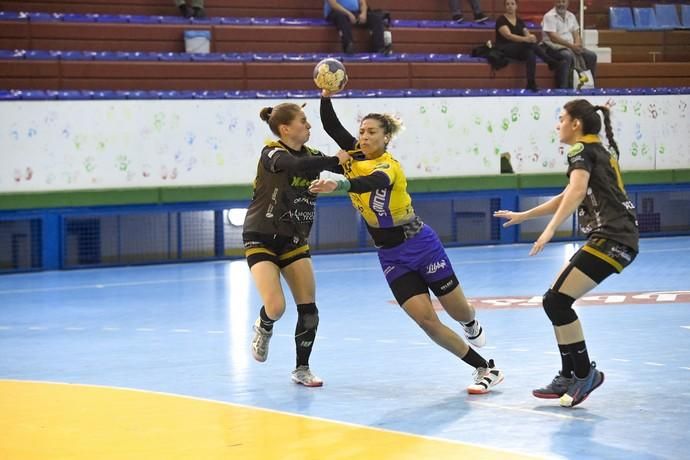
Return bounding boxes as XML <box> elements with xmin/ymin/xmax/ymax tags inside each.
<box><xmin>541</xmin><ymin>0</ymin><xmax>597</xmax><ymax>88</ymax></box>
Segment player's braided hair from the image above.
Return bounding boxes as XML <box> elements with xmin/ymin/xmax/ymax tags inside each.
<box><xmin>564</xmin><ymin>99</ymin><xmax>620</xmax><ymax>160</ymax></box>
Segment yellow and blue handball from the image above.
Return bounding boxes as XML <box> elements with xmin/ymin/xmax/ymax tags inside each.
<box><xmin>313</xmin><ymin>58</ymin><xmax>348</xmax><ymax>93</ymax></box>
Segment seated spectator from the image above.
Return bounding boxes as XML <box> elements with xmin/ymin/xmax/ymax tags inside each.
<box><xmin>175</xmin><ymin>0</ymin><xmax>205</xmax><ymax>19</ymax></box>
<box><xmin>448</xmin><ymin>0</ymin><xmax>489</xmax><ymax>23</ymax></box>
<box><xmin>495</xmin><ymin>0</ymin><xmax>559</xmax><ymax>92</ymax></box>
<box><xmin>540</xmin><ymin>0</ymin><xmax>597</xmax><ymax>89</ymax></box>
<box><xmin>325</xmin><ymin>0</ymin><xmax>387</xmax><ymax>54</ymax></box>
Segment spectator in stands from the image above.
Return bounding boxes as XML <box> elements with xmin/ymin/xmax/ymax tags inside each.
<box><xmin>175</xmin><ymin>0</ymin><xmax>205</xmax><ymax>19</ymax></box>
<box><xmin>540</xmin><ymin>0</ymin><xmax>597</xmax><ymax>89</ymax></box>
<box><xmin>309</xmin><ymin>92</ymin><xmax>505</xmax><ymax>395</ymax></box>
<box><xmin>495</xmin><ymin>0</ymin><xmax>559</xmax><ymax>92</ymax></box>
<box><xmin>324</xmin><ymin>0</ymin><xmax>388</xmax><ymax>54</ymax></box>
<box><xmin>246</xmin><ymin>103</ymin><xmax>350</xmax><ymax>387</ymax></box>
<box><xmin>448</xmin><ymin>0</ymin><xmax>489</xmax><ymax>24</ymax></box>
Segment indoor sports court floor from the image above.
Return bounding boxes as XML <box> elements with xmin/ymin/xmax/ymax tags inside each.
<box><xmin>1</xmin><ymin>236</ymin><xmax>689</xmax><ymax>459</ymax></box>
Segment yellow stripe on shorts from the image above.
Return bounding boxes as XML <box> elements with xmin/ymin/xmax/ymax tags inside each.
<box><xmin>245</xmin><ymin>247</ymin><xmax>277</xmax><ymax>258</ymax></box>
<box><xmin>278</xmin><ymin>245</ymin><xmax>310</xmax><ymax>261</ymax></box>
<box><xmin>582</xmin><ymin>244</ymin><xmax>623</xmax><ymax>273</ymax></box>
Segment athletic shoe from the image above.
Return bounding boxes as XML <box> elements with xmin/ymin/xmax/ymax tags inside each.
<box><xmin>532</xmin><ymin>372</ymin><xmax>573</xmax><ymax>399</ymax></box>
<box><xmin>251</xmin><ymin>318</ymin><xmax>272</xmax><ymax>362</ymax></box>
<box><xmin>291</xmin><ymin>366</ymin><xmax>324</xmax><ymax>387</ymax></box>
<box><xmin>452</xmin><ymin>14</ymin><xmax>464</xmax><ymax>24</ymax></box>
<box><xmin>559</xmin><ymin>362</ymin><xmax>604</xmax><ymax>407</ymax></box>
<box><xmin>462</xmin><ymin>319</ymin><xmax>486</xmax><ymax>348</ymax></box>
<box><xmin>467</xmin><ymin>359</ymin><xmax>504</xmax><ymax>394</ymax></box>
<box><xmin>474</xmin><ymin>13</ymin><xmax>490</xmax><ymax>23</ymax></box>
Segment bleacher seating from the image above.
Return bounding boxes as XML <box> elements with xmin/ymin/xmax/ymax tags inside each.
<box><xmin>1</xmin><ymin>2</ymin><xmax>690</xmax><ymax>91</ymax></box>
<box><xmin>681</xmin><ymin>4</ymin><xmax>690</xmax><ymax>28</ymax></box>
<box><xmin>654</xmin><ymin>4</ymin><xmax>681</xmax><ymax>29</ymax></box>
<box><xmin>609</xmin><ymin>7</ymin><xmax>636</xmax><ymax>30</ymax></box>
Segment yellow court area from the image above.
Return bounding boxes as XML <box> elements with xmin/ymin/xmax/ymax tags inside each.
<box><xmin>0</xmin><ymin>380</ymin><xmax>541</xmax><ymax>460</ymax></box>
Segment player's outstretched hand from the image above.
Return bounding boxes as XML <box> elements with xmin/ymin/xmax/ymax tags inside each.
<box><xmin>493</xmin><ymin>210</ymin><xmax>526</xmax><ymax>227</ymax></box>
<box><xmin>529</xmin><ymin>227</ymin><xmax>555</xmax><ymax>256</ymax></box>
<box><xmin>309</xmin><ymin>178</ymin><xmax>338</xmax><ymax>194</ymax></box>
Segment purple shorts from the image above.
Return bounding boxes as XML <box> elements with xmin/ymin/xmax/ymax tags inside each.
<box><xmin>377</xmin><ymin>224</ymin><xmax>456</xmax><ymax>286</ymax></box>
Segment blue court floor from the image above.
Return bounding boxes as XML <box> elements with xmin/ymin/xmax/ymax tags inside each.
<box><xmin>1</xmin><ymin>236</ymin><xmax>689</xmax><ymax>459</ymax></box>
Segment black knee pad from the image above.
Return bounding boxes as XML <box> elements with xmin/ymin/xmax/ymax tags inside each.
<box><xmin>297</xmin><ymin>303</ymin><xmax>319</xmax><ymax>330</ymax></box>
<box><xmin>542</xmin><ymin>289</ymin><xmax>577</xmax><ymax>326</ymax></box>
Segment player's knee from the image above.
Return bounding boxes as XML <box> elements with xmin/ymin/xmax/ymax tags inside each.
<box><xmin>542</xmin><ymin>289</ymin><xmax>577</xmax><ymax>326</ymax></box>
<box><xmin>297</xmin><ymin>303</ymin><xmax>319</xmax><ymax>330</ymax></box>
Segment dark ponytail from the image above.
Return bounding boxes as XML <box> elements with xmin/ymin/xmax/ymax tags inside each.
<box><xmin>563</xmin><ymin>99</ymin><xmax>620</xmax><ymax>160</ymax></box>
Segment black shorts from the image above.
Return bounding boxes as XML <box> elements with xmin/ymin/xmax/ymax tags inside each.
<box><xmin>568</xmin><ymin>237</ymin><xmax>637</xmax><ymax>284</ymax></box>
<box><xmin>389</xmin><ymin>271</ymin><xmax>460</xmax><ymax>305</ymax></box>
<box><xmin>243</xmin><ymin>232</ymin><xmax>311</xmax><ymax>269</ymax></box>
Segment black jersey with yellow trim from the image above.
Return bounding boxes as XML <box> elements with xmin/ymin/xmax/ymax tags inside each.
<box><xmin>242</xmin><ymin>140</ymin><xmax>340</xmax><ymax>239</ymax></box>
<box><xmin>566</xmin><ymin>135</ymin><xmax>639</xmax><ymax>251</ymax></box>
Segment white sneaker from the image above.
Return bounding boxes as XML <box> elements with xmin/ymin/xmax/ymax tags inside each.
<box><xmin>467</xmin><ymin>359</ymin><xmax>504</xmax><ymax>394</ymax></box>
<box><xmin>462</xmin><ymin>319</ymin><xmax>486</xmax><ymax>347</ymax></box>
<box><xmin>291</xmin><ymin>365</ymin><xmax>323</xmax><ymax>387</ymax></box>
<box><xmin>251</xmin><ymin>318</ymin><xmax>272</xmax><ymax>362</ymax></box>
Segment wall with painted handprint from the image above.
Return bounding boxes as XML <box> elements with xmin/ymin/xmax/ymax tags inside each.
<box><xmin>1</xmin><ymin>94</ymin><xmax>688</xmax><ymax>192</ymax></box>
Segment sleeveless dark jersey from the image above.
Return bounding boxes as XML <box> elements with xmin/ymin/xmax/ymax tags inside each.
<box><xmin>566</xmin><ymin>135</ymin><xmax>639</xmax><ymax>251</ymax></box>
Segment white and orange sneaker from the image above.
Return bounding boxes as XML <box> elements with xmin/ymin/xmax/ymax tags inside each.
<box><xmin>291</xmin><ymin>366</ymin><xmax>324</xmax><ymax>387</ymax></box>
<box><xmin>467</xmin><ymin>359</ymin><xmax>504</xmax><ymax>394</ymax></box>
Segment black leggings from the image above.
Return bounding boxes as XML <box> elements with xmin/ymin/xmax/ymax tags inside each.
<box><xmin>497</xmin><ymin>42</ymin><xmax>554</xmax><ymax>85</ymax></box>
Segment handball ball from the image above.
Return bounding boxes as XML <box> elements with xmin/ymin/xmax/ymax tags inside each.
<box><xmin>313</xmin><ymin>58</ymin><xmax>348</xmax><ymax>93</ymax></box>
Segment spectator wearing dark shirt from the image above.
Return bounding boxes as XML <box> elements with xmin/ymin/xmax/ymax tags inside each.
<box><xmin>175</xmin><ymin>0</ymin><xmax>205</xmax><ymax>19</ymax></box>
<box><xmin>495</xmin><ymin>0</ymin><xmax>558</xmax><ymax>91</ymax></box>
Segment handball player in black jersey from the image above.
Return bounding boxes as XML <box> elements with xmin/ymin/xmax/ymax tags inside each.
<box><xmin>244</xmin><ymin>102</ymin><xmax>349</xmax><ymax>387</ymax></box>
<box><xmin>309</xmin><ymin>92</ymin><xmax>504</xmax><ymax>394</ymax></box>
<box><xmin>495</xmin><ymin>99</ymin><xmax>639</xmax><ymax>407</ymax></box>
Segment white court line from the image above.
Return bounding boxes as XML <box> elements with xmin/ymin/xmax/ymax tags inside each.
<box><xmin>171</xmin><ymin>329</ymin><xmax>191</xmax><ymax>333</ymax></box>
<box><xmin>0</xmin><ymin>326</ymin><xmax>11</xmax><ymax>330</ymax></box>
<box><xmin>681</xmin><ymin>367</ymin><xmax>690</xmax><ymax>371</ymax></box>
<box><xmin>612</xmin><ymin>358</ymin><xmax>630</xmax><ymax>362</ymax></box>
<box><xmin>681</xmin><ymin>326</ymin><xmax>690</xmax><ymax>330</ymax></box>
<box><xmin>467</xmin><ymin>400</ymin><xmax>595</xmax><ymax>422</ymax></box>
<box><xmin>644</xmin><ymin>362</ymin><xmax>665</xmax><ymax>367</ymax></box>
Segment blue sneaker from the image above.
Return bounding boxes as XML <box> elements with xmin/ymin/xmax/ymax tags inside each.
<box><xmin>559</xmin><ymin>362</ymin><xmax>604</xmax><ymax>407</ymax></box>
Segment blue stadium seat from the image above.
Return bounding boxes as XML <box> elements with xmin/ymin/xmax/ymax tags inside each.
<box><xmin>633</xmin><ymin>7</ymin><xmax>664</xmax><ymax>30</ymax></box>
<box><xmin>26</xmin><ymin>12</ymin><xmax>60</xmax><ymax>22</ymax></box>
<box><xmin>222</xmin><ymin>53</ymin><xmax>253</xmax><ymax>61</ymax></box>
<box><xmin>19</xmin><ymin>90</ymin><xmax>53</xmax><ymax>100</ymax></box>
<box><xmin>391</xmin><ymin>19</ymin><xmax>420</xmax><ymax>28</ymax></box>
<box><xmin>62</xmin><ymin>13</ymin><xmax>98</xmax><ymax>22</ymax></box>
<box><xmin>252</xmin><ymin>53</ymin><xmax>284</xmax><ymax>62</ymax></box>
<box><xmin>342</xmin><ymin>54</ymin><xmax>372</xmax><ymax>62</ymax></box>
<box><xmin>25</xmin><ymin>50</ymin><xmax>61</xmax><ymax>60</ymax></box>
<box><xmin>280</xmin><ymin>18</ymin><xmax>328</xmax><ymax>26</ymax></box>
<box><xmin>223</xmin><ymin>90</ymin><xmax>256</xmax><ymax>99</ymax></box>
<box><xmin>60</xmin><ymin>51</ymin><xmax>96</xmax><ymax>61</ymax></box>
<box><xmin>654</xmin><ymin>4</ymin><xmax>681</xmax><ymax>29</ymax></box>
<box><xmin>376</xmin><ymin>89</ymin><xmax>406</xmax><ymax>97</ymax></box>
<box><xmin>370</xmin><ymin>54</ymin><xmax>399</xmax><ymax>62</ymax></box>
<box><xmin>158</xmin><ymin>52</ymin><xmax>192</xmax><ymax>61</ymax></box>
<box><xmin>91</xmin><ymin>51</ymin><xmax>119</xmax><ymax>61</ymax></box>
<box><xmin>0</xmin><ymin>90</ymin><xmax>21</xmax><ymax>100</ymax></box>
<box><xmin>426</xmin><ymin>54</ymin><xmax>454</xmax><ymax>62</ymax></box>
<box><xmin>156</xmin><ymin>90</ymin><xmax>195</xmax><ymax>99</ymax></box>
<box><xmin>127</xmin><ymin>15</ymin><xmax>162</xmax><ymax>24</ymax></box>
<box><xmin>346</xmin><ymin>89</ymin><xmax>378</xmax><ymax>98</ymax></box>
<box><xmin>283</xmin><ymin>54</ymin><xmax>318</xmax><ymax>62</ymax></box>
<box><xmin>250</xmin><ymin>17</ymin><xmax>281</xmax><ymax>25</ymax></box>
<box><xmin>432</xmin><ymin>89</ymin><xmax>465</xmax><ymax>97</ymax></box>
<box><xmin>286</xmin><ymin>90</ymin><xmax>321</xmax><ymax>98</ymax></box>
<box><xmin>255</xmin><ymin>90</ymin><xmax>290</xmax><ymax>98</ymax></box>
<box><xmin>404</xmin><ymin>89</ymin><xmax>434</xmax><ymax>97</ymax></box>
<box><xmin>397</xmin><ymin>53</ymin><xmax>428</xmax><ymax>62</ymax></box>
<box><xmin>190</xmin><ymin>53</ymin><xmax>225</xmax><ymax>61</ymax></box>
<box><xmin>0</xmin><ymin>50</ymin><xmax>26</xmax><ymax>59</ymax></box>
<box><xmin>192</xmin><ymin>91</ymin><xmax>226</xmax><ymax>99</ymax></box>
<box><xmin>609</xmin><ymin>7</ymin><xmax>636</xmax><ymax>30</ymax></box>
<box><xmin>219</xmin><ymin>17</ymin><xmax>252</xmax><ymax>25</ymax></box>
<box><xmin>418</xmin><ymin>20</ymin><xmax>446</xmax><ymax>28</ymax></box>
<box><xmin>0</xmin><ymin>11</ymin><xmax>28</xmax><ymax>21</ymax></box>
<box><xmin>681</xmin><ymin>4</ymin><xmax>690</xmax><ymax>28</ymax></box>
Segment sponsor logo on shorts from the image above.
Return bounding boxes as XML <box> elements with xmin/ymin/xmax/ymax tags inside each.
<box><xmin>383</xmin><ymin>265</ymin><xmax>395</xmax><ymax>276</ymax></box>
<box><xmin>426</xmin><ymin>259</ymin><xmax>447</xmax><ymax>274</ymax></box>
